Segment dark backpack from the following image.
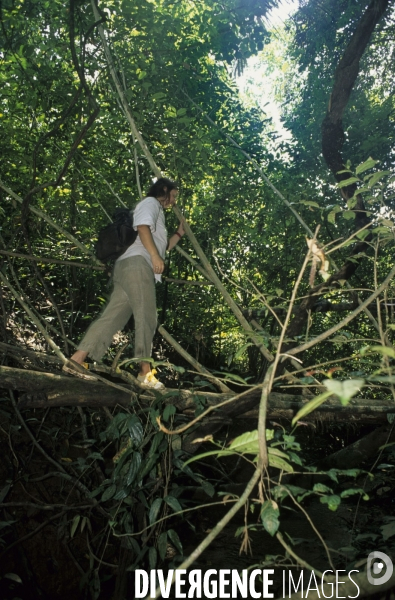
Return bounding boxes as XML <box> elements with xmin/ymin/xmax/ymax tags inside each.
<box><xmin>95</xmin><ymin>208</ymin><xmax>138</xmax><ymax>262</ymax></box>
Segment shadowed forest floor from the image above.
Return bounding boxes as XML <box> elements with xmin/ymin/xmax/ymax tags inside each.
<box><xmin>1</xmin><ymin>415</ymin><xmax>395</xmax><ymax>599</ymax></box>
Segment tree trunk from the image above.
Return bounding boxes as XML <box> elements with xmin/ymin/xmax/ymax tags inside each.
<box><xmin>281</xmin><ymin>0</ymin><xmax>390</xmax><ymax>354</ymax></box>
<box><xmin>2</xmin><ymin>366</ymin><xmax>394</xmax><ymax>425</ymax></box>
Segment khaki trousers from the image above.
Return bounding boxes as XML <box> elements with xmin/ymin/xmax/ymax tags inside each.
<box><xmin>77</xmin><ymin>256</ymin><xmax>157</xmax><ymax>362</ymax></box>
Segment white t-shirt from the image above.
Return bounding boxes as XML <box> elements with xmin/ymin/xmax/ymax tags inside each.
<box><xmin>117</xmin><ymin>196</ymin><xmax>167</xmax><ymax>282</ymax></box>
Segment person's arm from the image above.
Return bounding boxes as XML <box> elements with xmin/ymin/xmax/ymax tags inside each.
<box><xmin>167</xmin><ymin>220</ymin><xmax>186</xmax><ymax>251</ymax></box>
<box><xmin>137</xmin><ymin>225</ymin><xmax>165</xmax><ymax>273</ymax></box>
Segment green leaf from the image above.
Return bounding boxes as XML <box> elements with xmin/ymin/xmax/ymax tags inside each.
<box><xmin>268</xmin><ymin>447</ymin><xmax>290</xmax><ymax>459</ymax></box>
<box><xmin>70</xmin><ymin>514</ymin><xmax>81</xmax><ymax>539</ymax></box>
<box><xmin>266</xmin><ymin>429</ymin><xmax>275</xmax><ymax>441</ymax></box>
<box><xmin>320</xmin><ymin>494</ymin><xmax>341</xmax><ymax>511</ymax></box>
<box><xmin>149</xmin><ymin>432</ymin><xmax>164</xmax><ymax>455</ymax></box>
<box><xmin>292</xmin><ymin>391</ymin><xmax>332</xmax><ymax>425</ymax></box>
<box><xmin>148</xmin><ymin>546</ymin><xmax>157</xmax><ymax>569</ymax></box>
<box><xmin>201</xmin><ymin>480</ymin><xmax>215</xmax><ymax>497</ymax></box>
<box><xmin>215</xmin><ymin>371</ymin><xmax>248</xmax><ymax>384</ymax></box>
<box><xmin>126</xmin><ymin>452</ymin><xmax>142</xmax><ymax>486</ymax></box>
<box><xmin>0</xmin><ymin>520</ymin><xmax>16</xmax><ymax>530</ymax></box>
<box><xmin>149</xmin><ymin>498</ymin><xmax>162</xmax><ymax>525</ymax></box>
<box><xmin>228</xmin><ymin>430</ymin><xmax>259</xmax><ymax>453</ymax></box>
<box><xmin>356</xmin><ymin>229</ymin><xmax>370</xmax><ymax>241</ymax></box>
<box><xmin>365</xmin><ymin>171</ymin><xmax>391</xmax><ymax>187</ymax></box>
<box><xmin>300</xmin><ymin>200</ymin><xmax>320</xmax><ymax>208</ymax></box>
<box><xmin>381</xmin><ymin>521</ymin><xmax>395</xmax><ymax>541</ymax></box>
<box><xmin>163</xmin><ymin>404</ymin><xmax>176</xmax><ymax>422</ymax></box>
<box><xmin>342</xmin><ymin>210</ymin><xmax>355</xmax><ymax>220</ymax></box>
<box><xmin>347</xmin><ymin>197</ymin><xmax>358</xmax><ymax>209</ymax></box>
<box><xmin>368</xmin><ymin>375</ymin><xmax>395</xmax><ymax>383</ymax></box>
<box><xmin>268</xmin><ymin>454</ymin><xmax>294</xmax><ymax>473</ymax></box>
<box><xmin>323</xmin><ymin>378</ymin><xmax>364</xmax><ymax>406</ymax></box>
<box><xmin>329</xmin><ymin>335</ymin><xmax>349</xmax><ymax>343</ymax></box>
<box><xmin>168</xmin><ymin>529</ymin><xmax>183</xmax><ymax>554</ymax></box>
<box><xmin>81</xmin><ymin>516</ymin><xmax>88</xmax><ymax>533</ymax></box>
<box><xmin>340</xmin><ymin>488</ymin><xmax>369</xmax><ymax>500</ymax></box>
<box><xmin>101</xmin><ymin>484</ymin><xmax>117</xmax><ymax>502</ymax></box>
<box><xmin>158</xmin><ymin>532</ymin><xmax>168</xmax><ymax>560</ymax></box>
<box><xmin>326</xmin><ymin>470</ymin><xmax>339</xmax><ymax>483</ymax></box>
<box><xmin>127</xmin><ymin>416</ymin><xmax>144</xmax><ymax>445</ymax></box>
<box><xmin>113</xmin><ymin>487</ymin><xmax>129</xmax><ymax>501</ymax></box>
<box><xmin>234</xmin><ymin>342</ymin><xmax>253</xmax><ymax>360</ymax></box>
<box><xmin>260</xmin><ymin>500</ymin><xmax>280</xmax><ymax>536</ymax></box>
<box><xmin>378</xmin><ymin>218</ymin><xmax>394</xmax><ymax>227</ymax></box>
<box><xmin>164</xmin><ymin>495</ymin><xmax>182</xmax><ymax>513</ymax></box>
<box><xmin>288</xmin><ymin>451</ymin><xmax>303</xmax><ymax>466</ymax></box>
<box><xmin>337</xmin><ymin>177</ymin><xmax>359</xmax><ymax>188</ymax></box>
<box><xmin>272</xmin><ymin>485</ymin><xmax>306</xmax><ymax>501</ymax></box>
<box><xmin>0</xmin><ymin>484</ymin><xmax>11</xmax><ymax>503</ymax></box>
<box><xmin>313</xmin><ymin>483</ymin><xmax>333</xmax><ymax>494</ymax></box>
<box><xmin>184</xmin><ymin>449</ymin><xmax>235</xmax><ymax>466</ymax></box>
<box><xmin>362</xmin><ymin>345</ymin><xmax>395</xmax><ymax>358</ymax></box>
<box><xmin>113</xmin><ymin>445</ymin><xmax>134</xmax><ymax>476</ymax></box>
<box><xmin>355</xmin><ymin>157</ymin><xmax>378</xmax><ymax>175</ymax></box>
<box><xmin>327</xmin><ymin>206</ymin><xmax>341</xmax><ymax>224</ymax></box>
<box><xmin>165</xmin><ymin>106</ymin><xmax>177</xmax><ymax>118</ymax></box>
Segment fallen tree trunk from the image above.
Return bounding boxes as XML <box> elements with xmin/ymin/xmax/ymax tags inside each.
<box><xmin>0</xmin><ymin>365</ymin><xmax>134</xmax><ymax>407</ymax></box>
<box><xmin>316</xmin><ymin>423</ymin><xmax>395</xmax><ymax>470</ymax></box>
<box><xmin>1</xmin><ymin>366</ymin><xmax>394</xmax><ymax>424</ymax></box>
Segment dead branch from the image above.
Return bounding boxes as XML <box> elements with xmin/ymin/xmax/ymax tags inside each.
<box><xmin>158</xmin><ymin>325</ymin><xmax>231</xmax><ymax>393</ymax></box>
<box><xmin>0</xmin><ymin>250</ymin><xmax>105</xmax><ymax>270</ymax></box>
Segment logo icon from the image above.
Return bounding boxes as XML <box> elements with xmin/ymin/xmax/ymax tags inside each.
<box><xmin>367</xmin><ymin>551</ymin><xmax>393</xmax><ymax>586</ymax></box>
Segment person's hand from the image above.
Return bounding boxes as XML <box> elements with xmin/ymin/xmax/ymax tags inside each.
<box><xmin>151</xmin><ymin>253</ymin><xmax>165</xmax><ymax>274</ymax></box>
<box><xmin>177</xmin><ymin>219</ymin><xmax>186</xmax><ymax>237</ymax></box>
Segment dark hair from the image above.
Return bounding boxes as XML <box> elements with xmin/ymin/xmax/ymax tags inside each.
<box><xmin>146</xmin><ymin>177</ymin><xmax>178</xmax><ymax>199</ymax></box>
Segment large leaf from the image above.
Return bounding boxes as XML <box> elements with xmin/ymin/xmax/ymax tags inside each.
<box><xmin>355</xmin><ymin>157</ymin><xmax>378</xmax><ymax>175</ymax></box>
<box><xmin>168</xmin><ymin>529</ymin><xmax>183</xmax><ymax>554</ymax></box>
<box><xmin>164</xmin><ymin>495</ymin><xmax>182</xmax><ymax>513</ymax></box>
<box><xmin>158</xmin><ymin>532</ymin><xmax>168</xmax><ymax>560</ymax></box>
<box><xmin>127</xmin><ymin>416</ymin><xmax>144</xmax><ymax>445</ymax></box>
<box><xmin>101</xmin><ymin>484</ymin><xmax>117</xmax><ymax>502</ymax></box>
<box><xmin>337</xmin><ymin>177</ymin><xmax>360</xmax><ymax>188</ymax></box>
<box><xmin>361</xmin><ymin>345</ymin><xmax>395</xmax><ymax>358</ymax></box>
<box><xmin>260</xmin><ymin>500</ymin><xmax>280</xmax><ymax>536</ymax></box>
<box><xmin>126</xmin><ymin>452</ymin><xmax>142</xmax><ymax>486</ymax></box>
<box><xmin>183</xmin><ymin>449</ymin><xmax>234</xmax><ymax>467</ymax></box>
<box><xmin>70</xmin><ymin>515</ymin><xmax>81</xmax><ymax>539</ymax></box>
<box><xmin>228</xmin><ymin>429</ymin><xmax>274</xmax><ymax>453</ymax></box>
<box><xmin>381</xmin><ymin>521</ymin><xmax>395</xmax><ymax>541</ymax></box>
<box><xmin>292</xmin><ymin>391</ymin><xmax>332</xmax><ymax>425</ymax></box>
<box><xmin>149</xmin><ymin>498</ymin><xmax>163</xmax><ymax>525</ymax></box>
<box><xmin>229</xmin><ymin>430</ymin><xmax>259</xmax><ymax>453</ymax></box>
<box><xmin>268</xmin><ymin>453</ymin><xmax>294</xmax><ymax>473</ymax></box>
<box><xmin>148</xmin><ymin>546</ymin><xmax>157</xmax><ymax>569</ymax></box>
<box><xmin>323</xmin><ymin>378</ymin><xmax>364</xmax><ymax>406</ymax></box>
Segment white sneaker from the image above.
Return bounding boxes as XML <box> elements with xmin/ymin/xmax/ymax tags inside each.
<box><xmin>137</xmin><ymin>370</ymin><xmax>165</xmax><ymax>390</ymax></box>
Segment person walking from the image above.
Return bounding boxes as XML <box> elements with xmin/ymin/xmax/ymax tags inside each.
<box><xmin>65</xmin><ymin>177</ymin><xmax>185</xmax><ymax>389</ymax></box>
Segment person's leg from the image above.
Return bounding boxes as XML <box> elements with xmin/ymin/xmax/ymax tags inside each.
<box><xmin>70</xmin><ymin>349</ymin><xmax>89</xmax><ymax>365</ymax></box>
<box><xmin>115</xmin><ymin>257</ymin><xmax>157</xmax><ymax>378</ymax></box>
<box><xmin>70</xmin><ymin>264</ymin><xmax>134</xmax><ymax>363</ymax></box>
